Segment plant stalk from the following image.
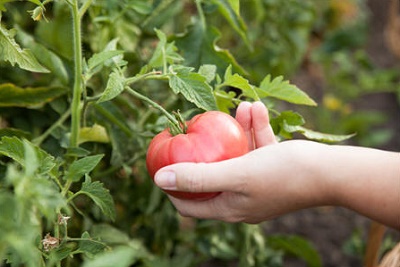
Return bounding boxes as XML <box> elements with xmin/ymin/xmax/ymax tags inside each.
<box><xmin>125</xmin><ymin>86</ymin><xmax>183</xmax><ymax>135</ymax></box>
<box><xmin>69</xmin><ymin>0</ymin><xmax>84</xmax><ymax>149</ymax></box>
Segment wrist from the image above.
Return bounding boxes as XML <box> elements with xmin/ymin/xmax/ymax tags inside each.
<box><xmin>294</xmin><ymin>141</ymin><xmax>337</xmax><ymax>207</ymax></box>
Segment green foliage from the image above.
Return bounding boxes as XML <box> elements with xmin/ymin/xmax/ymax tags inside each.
<box><xmin>0</xmin><ymin>0</ymin><xmax>387</xmax><ymax>266</ymax></box>
<box><xmin>0</xmin><ymin>24</ymin><xmax>49</xmax><ymax>73</ymax></box>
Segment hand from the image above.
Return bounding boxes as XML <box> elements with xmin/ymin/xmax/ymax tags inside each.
<box><xmin>153</xmin><ymin>102</ymin><xmax>322</xmax><ymax>223</ymax></box>
<box><xmin>154</xmin><ymin>102</ymin><xmax>400</xmax><ymax>229</ymax></box>
<box><xmin>234</xmin><ymin>101</ymin><xmax>277</xmax><ymax>150</ymax></box>
<box><xmin>154</xmin><ymin>140</ymin><xmax>328</xmax><ymax>223</ymax></box>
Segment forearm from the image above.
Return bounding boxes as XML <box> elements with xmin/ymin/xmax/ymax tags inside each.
<box><xmin>317</xmin><ymin>144</ymin><xmax>400</xmax><ymax>229</ymax></box>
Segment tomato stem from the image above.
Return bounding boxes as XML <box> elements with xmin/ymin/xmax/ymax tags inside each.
<box><xmin>125</xmin><ymin>86</ymin><xmax>184</xmax><ymax>135</ymax></box>
<box><xmin>173</xmin><ymin>111</ymin><xmax>188</xmax><ymax>134</ymax></box>
<box><xmin>68</xmin><ymin>0</ymin><xmax>83</xmax><ymax>149</ymax></box>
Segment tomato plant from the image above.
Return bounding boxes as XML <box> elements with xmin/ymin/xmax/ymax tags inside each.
<box><xmin>1</xmin><ymin>0</ymin><xmax>383</xmax><ymax>267</ymax></box>
<box><xmin>146</xmin><ymin>111</ymin><xmax>249</xmax><ymax>200</ymax></box>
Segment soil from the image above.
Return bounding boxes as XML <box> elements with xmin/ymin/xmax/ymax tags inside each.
<box><xmin>262</xmin><ymin>0</ymin><xmax>400</xmax><ymax>266</ymax></box>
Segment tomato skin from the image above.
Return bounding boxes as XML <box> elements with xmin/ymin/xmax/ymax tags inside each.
<box><xmin>146</xmin><ymin>111</ymin><xmax>249</xmax><ymax>200</ymax></box>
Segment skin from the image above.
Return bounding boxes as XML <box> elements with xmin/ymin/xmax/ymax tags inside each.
<box><xmin>154</xmin><ymin>101</ymin><xmax>400</xmax><ymax>230</ymax></box>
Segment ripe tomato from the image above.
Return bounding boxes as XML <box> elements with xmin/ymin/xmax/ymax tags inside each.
<box><xmin>146</xmin><ymin>111</ymin><xmax>249</xmax><ymax>200</ymax></box>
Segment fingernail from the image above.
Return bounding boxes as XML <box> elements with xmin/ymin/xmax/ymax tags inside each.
<box><xmin>154</xmin><ymin>171</ymin><xmax>176</xmax><ymax>190</ymax></box>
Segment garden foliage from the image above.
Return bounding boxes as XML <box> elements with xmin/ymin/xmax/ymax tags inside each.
<box><xmin>0</xmin><ymin>0</ymin><xmax>398</xmax><ymax>266</ymax></box>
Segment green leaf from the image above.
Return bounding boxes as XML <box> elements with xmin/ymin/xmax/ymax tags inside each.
<box><xmin>280</xmin><ymin>110</ymin><xmax>305</xmax><ymax>126</ymax></box>
<box><xmin>169</xmin><ymin>65</ymin><xmax>218</xmax><ymax>111</ymax></box>
<box><xmin>0</xmin><ymin>83</ymin><xmax>67</xmax><ymax>107</ymax></box>
<box><xmin>0</xmin><ymin>25</ymin><xmax>49</xmax><ymax>73</ymax></box>
<box><xmin>79</xmin><ymin>232</ymin><xmax>108</xmax><ymax>257</ymax></box>
<box><xmin>222</xmin><ymin>65</ymin><xmax>257</xmax><ymax>99</ymax></box>
<box><xmin>174</xmin><ymin>20</ymin><xmax>246</xmax><ymax>76</ymax></box>
<box><xmin>148</xmin><ymin>29</ymin><xmax>183</xmax><ymax>69</ymax></box>
<box><xmin>65</xmin><ymin>154</ymin><xmax>104</xmax><ymax>182</ymax></box>
<box><xmin>0</xmin><ymin>136</ymin><xmax>56</xmax><ymax>175</ymax></box>
<box><xmin>78</xmin><ymin>124</ymin><xmax>110</xmax><ymax>145</ymax></box>
<box><xmin>82</xmin><ymin>246</ymin><xmax>137</xmax><ymax>267</ymax></box>
<box><xmin>80</xmin><ymin>176</ymin><xmax>116</xmax><ymax>221</ymax></box>
<box><xmin>257</xmin><ymin>75</ymin><xmax>317</xmax><ymax>106</ymax></box>
<box><xmin>35</xmin><ymin>7</ymin><xmax>74</xmax><ymax>60</ymax></box>
<box><xmin>90</xmin><ymin>224</ymin><xmax>131</xmax><ymax>245</ymax></box>
<box><xmin>128</xmin><ymin>0</ymin><xmax>152</xmax><ymax>15</ymax></box>
<box><xmin>88</xmin><ymin>51</ymin><xmax>124</xmax><ymax>71</ymax></box>
<box><xmin>284</xmin><ymin>124</ymin><xmax>356</xmax><ymax>143</ymax></box>
<box><xmin>267</xmin><ymin>235</ymin><xmax>322</xmax><ymax>267</ymax></box>
<box><xmin>210</xmin><ymin>0</ymin><xmax>250</xmax><ymax>49</ymax></box>
<box><xmin>0</xmin><ymin>0</ymin><xmax>14</xmax><ymax>11</ymax></box>
<box><xmin>198</xmin><ymin>64</ymin><xmax>217</xmax><ymax>83</ymax></box>
<box><xmin>97</xmin><ymin>72</ymin><xmax>125</xmax><ymax>103</ymax></box>
<box><xmin>47</xmin><ymin>245</ymin><xmax>74</xmax><ymax>265</ymax></box>
<box><xmin>86</xmin><ymin>50</ymin><xmax>125</xmax><ymax>80</ymax></box>
<box><xmin>16</xmin><ymin>26</ymin><xmax>69</xmax><ymax>85</ymax></box>
<box><xmin>0</xmin><ymin>128</ymin><xmax>31</xmax><ymax>139</ymax></box>
<box><xmin>214</xmin><ymin>90</ymin><xmax>236</xmax><ymax>113</ymax></box>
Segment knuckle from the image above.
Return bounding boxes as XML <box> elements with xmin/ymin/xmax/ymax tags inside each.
<box><xmin>181</xmin><ymin>163</ymin><xmax>207</xmax><ymax>192</ymax></box>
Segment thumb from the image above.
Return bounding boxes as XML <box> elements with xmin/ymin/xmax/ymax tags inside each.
<box><xmin>154</xmin><ymin>158</ymin><xmax>247</xmax><ymax>193</ymax></box>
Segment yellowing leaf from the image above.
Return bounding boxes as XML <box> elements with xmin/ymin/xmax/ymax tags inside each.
<box><xmin>78</xmin><ymin>124</ymin><xmax>110</xmax><ymax>145</ymax></box>
<box><xmin>0</xmin><ymin>83</ymin><xmax>67</xmax><ymax>107</ymax></box>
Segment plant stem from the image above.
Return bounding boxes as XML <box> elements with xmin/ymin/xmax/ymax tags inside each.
<box><xmin>32</xmin><ymin>108</ymin><xmax>71</xmax><ymax>146</ymax></box>
<box><xmin>69</xmin><ymin>0</ymin><xmax>84</xmax><ymax>149</ymax></box>
<box><xmin>195</xmin><ymin>0</ymin><xmax>207</xmax><ymax>30</ymax></box>
<box><xmin>125</xmin><ymin>86</ymin><xmax>183</xmax><ymax>135</ymax></box>
<box><xmin>78</xmin><ymin>0</ymin><xmax>93</xmax><ymax>18</ymax></box>
<box><xmin>124</xmin><ymin>71</ymin><xmax>164</xmax><ymax>85</ymax></box>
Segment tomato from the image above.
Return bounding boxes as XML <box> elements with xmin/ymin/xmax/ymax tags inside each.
<box><xmin>146</xmin><ymin>111</ymin><xmax>249</xmax><ymax>200</ymax></box>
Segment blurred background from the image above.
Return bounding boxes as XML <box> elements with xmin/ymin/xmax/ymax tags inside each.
<box><xmin>262</xmin><ymin>0</ymin><xmax>400</xmax><ymax>266</ymax></box>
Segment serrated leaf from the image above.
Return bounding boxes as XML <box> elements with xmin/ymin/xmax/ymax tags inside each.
<box><xmin>284</xmin><ymin>124</ymin><xmax>355</xmax><ymax>143</ymax></box>
<box><xmin>65</xmin><ymin>154</ymin><xmax>104</xmax><ymax>182</ymax></box>
<box><xmin>148</xmin><ymin>29</ymin><xmax>183</xmax><ymax>69</ymax></box>
<box><xmin>80</xmin><ymin>176</ymin><xmax>116</xmax><ymax>221</ymax></box>
<box><xmin>280</xmin><ymin>110</ymin><xmax>305</xmax><ymax>126</ymax></box>
<box><xmin>0</xmin><ymin>83</ymin><xmax>67</xmax><ymax>107</ymax></box>
<box><xmin>169</xmin><ymin>65</ymin><xmax>217</xmax><ymax>111</ymax></box>
<box><xmin>79</xmin><ymin>232</ymin><xmax>108</xmax><ymax>256</ymax></box>
<box><xmin>47</xmin><ymin>246</ymin><xmax>74</xmax><ymax>265</ymax></box>
<box><xmin>222</xmin><ymin>65</ymin><xmax>257</xmax><ymax>98</ymax></box>
<box><xmin>257</xmin><ymin>75</ymin><xmax>317</xmax><ymax>106</ymax></box>
<box><xmin>214</xmin><ymin>90</ymin><xmax>236</xmax><ymax>113</ymax></box>
<box><xmin>0</xmin><ymin>25</ymin><xmax>49</xmax><ymax>73</ymax></box>
<box><xmin>87</xmin><ymin>50</ymin><xmax>124</xmax><ymax>72</ymax></box>
<box><xmin>198</xmin><ymin>64</ymin><xmax>217</xmax><ymax>83</ymax></box>
<box><xmin>97</xmin><ymin>72</ymin><xmax>125</xmax><ymax>103</ymax></box>
<box><xmin>0</xmin><ymin>136</ymin><xmax>55</xmax><ymax>175</ymax></box>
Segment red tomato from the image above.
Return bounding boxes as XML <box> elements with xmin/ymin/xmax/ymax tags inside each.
<box><xmin>146</xmin><ymin>111</ymin><xmax>249</xmax><ymax>200</ymax></box>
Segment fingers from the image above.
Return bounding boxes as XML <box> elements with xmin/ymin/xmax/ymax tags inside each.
<box><xmin>236</xmin><ymin>101</ymin><xmax>277</xmax><ymax>150</ymax></box>
<box><xmin>251</xmin><ymin>102</ymin><xmax>278</xmax><ymax>147</ymax></box>
<box><xmin>168</xmin><ymin>194</ymin><xmax>244</xmax><ymax>222</ymax></box>
<box><xmin>154</xmin><ymin>157</ymin><xmax>249</xmax><ymax>194</ymax></box>
<box><xmin>235</xmin><ymin>101</ymin><xmax>254</xmax><ymax>150</ymax></box>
